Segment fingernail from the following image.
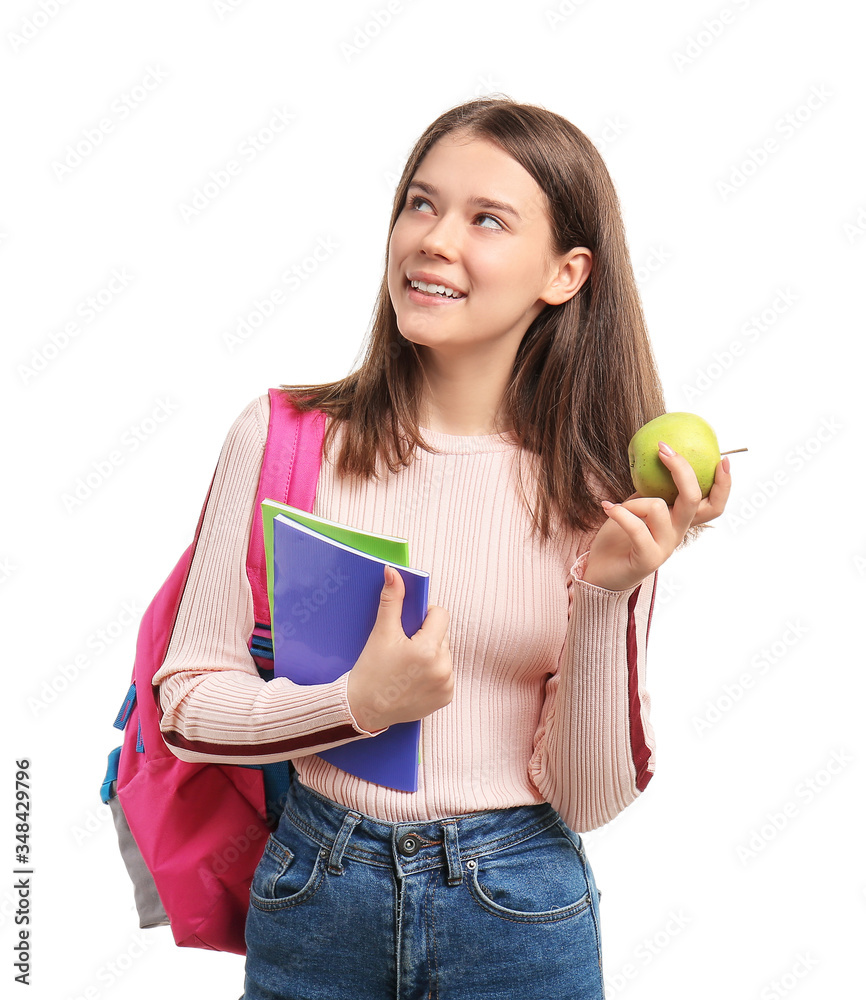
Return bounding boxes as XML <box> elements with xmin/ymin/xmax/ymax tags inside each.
<box><xmin>722</xmin><ymin>455</ymin><xmax>731</xmax><ymax>473</ymax></box>
<box><xmin>658</xmin><ymin>441</ymin><xmax>675</xmax><ymax>457</ymax></box>
<box><xmin>601</xmin><ymin>500</ymin><xmax>614</xmax><ymax>510</ymax></box>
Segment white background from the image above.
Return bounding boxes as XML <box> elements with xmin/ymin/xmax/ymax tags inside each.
<box><xmin>2</xmin><ymin>1</ymin><xmax>864</xmax><ymax>998</ymax></box>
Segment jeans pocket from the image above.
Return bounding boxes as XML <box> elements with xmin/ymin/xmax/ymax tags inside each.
<box><xmin>249</xmin><ymin>825</ymin><xmax>326</xmax><ymax>912</ymax></box>
<box><xmin>466</xmin><ymin>820</ymin><xmax>593</xmax><ymax>924</ymax></box>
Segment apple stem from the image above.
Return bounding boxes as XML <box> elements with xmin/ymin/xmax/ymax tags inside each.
<box><xmin>720</xmin><ymin>448</ymin><xmax>749</xmax><ymax>455</ymax></box>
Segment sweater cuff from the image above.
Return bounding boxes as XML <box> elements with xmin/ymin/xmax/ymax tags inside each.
<box><xmin>337</xmin><ymin>670</ymin><xmax>389</xmax><ymax>738</ymax></box>
<box><xmin>570</xmin><ymin>549</ymin><xmax>651</xmax><ymax>600</ymax></box>
<box><xmin>158</xmin><ymin>667</ymin><xmax>384</xmax><ymax>765</ymax></box>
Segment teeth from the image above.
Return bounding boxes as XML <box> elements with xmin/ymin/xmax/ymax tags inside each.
<box><xmin>410</xmin><ymin>279</ymin><xmax>463</xmax><ymax>298</ymax></box>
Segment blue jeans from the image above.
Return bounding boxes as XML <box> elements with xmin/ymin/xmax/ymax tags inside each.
<box><xmin>242</xmin><ymin>777</ymin><xmax>605</xmax><ymax>999</ymax></box>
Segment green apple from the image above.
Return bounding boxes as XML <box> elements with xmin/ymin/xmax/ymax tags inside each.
<box><xmin>628</xmin><ymin>412</ymin><xmax>721</xmax><ymax>504</ymax></box>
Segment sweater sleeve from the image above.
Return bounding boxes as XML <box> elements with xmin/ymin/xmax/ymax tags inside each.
<box><xmin>528</xmin><ymin>544</ymin><xmax>658</xmax><ymax>833</ymax></box>
<box><xmin>152</xmin><ymin>394</ymin><xmax>381</xmax><ymax>765</ymax></box>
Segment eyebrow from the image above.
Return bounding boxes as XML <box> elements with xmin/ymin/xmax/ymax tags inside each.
<box><xmin>407</xmin><ymin>179</ymin><xmax>523</xmax><ymax>223</ymax></box>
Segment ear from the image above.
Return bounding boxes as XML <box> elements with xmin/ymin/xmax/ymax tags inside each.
<box><xmin>540</xmin><ymin>247</ymin><xmax>593</xmax><ymax>306</ymax></box>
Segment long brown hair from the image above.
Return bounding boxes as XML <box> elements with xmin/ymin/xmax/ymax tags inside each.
<box><xmin>281</xmin><ymin>96</ymin><xmax>672</xmax><ymax>542</ymax></box>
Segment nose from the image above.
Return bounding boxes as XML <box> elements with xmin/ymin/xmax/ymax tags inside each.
<box><xmin>419</xmin><ymin>213</ymin><xmax>460</xmax><ymax>260</ymax></box>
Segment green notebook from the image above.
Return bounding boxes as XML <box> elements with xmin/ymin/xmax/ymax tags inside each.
<box><xmin>260</xmin><ymin>499</ymin><xmax>410</xmax><ymax>631</ymax></box>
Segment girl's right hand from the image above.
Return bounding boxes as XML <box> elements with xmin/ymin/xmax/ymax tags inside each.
<box><xmin>346</xmin><ymin>565</ymin><xmax>453</xmax><ymax>733</ymax></box>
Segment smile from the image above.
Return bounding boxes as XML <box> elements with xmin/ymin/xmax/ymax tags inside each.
<box><xmin>407</xmin><ymin>283</ymin><xmax>465</xmax><ymax>306</ymax></box>
<box><xmin>405</xmin><ymin>277</ymin><xmax>467</xmax><ymax>305</ymax></box>
<box><xmin>409</xmin><ymin>279</ymin><xmax>465</xmax><ymax>299</ymax></box>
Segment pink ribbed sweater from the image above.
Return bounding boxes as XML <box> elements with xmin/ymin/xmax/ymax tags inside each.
<box><xmin>154</xmin><ymin>394</ymin><xmax>657</xmax><ymax>833</ymax></box>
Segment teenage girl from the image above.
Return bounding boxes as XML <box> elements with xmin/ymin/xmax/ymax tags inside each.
<box><xmin>154</xmin><ymin>96</ymin><xmax>731</xmax><ymax>1000</ymax></box>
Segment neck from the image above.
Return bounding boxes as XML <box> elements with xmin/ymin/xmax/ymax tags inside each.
<box><xmin>416</xmin><ymin>344</ymin><xmax>516</xmax><ymax>436</ymax></box>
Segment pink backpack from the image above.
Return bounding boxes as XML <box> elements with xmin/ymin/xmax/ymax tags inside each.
<box><xmin>101</xmin><ymin>389</ymin><xmax>326</xmax><ymax>954</ymax></box>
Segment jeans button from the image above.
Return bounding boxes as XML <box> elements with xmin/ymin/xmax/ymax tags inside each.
<box><xmin>397</xmin><ymin>832</ymin><xmax>421</xmax><ymax>857</ymax></box>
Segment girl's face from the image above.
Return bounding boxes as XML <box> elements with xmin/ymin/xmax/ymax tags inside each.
<box><xmin>387</xmin><ymin>132</ymin><xmax>585</xmax><ymax>360</ymax></box>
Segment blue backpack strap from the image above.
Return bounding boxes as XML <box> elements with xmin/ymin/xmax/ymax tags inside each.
<box><xmin>100</xmin><ymin>747</ymin><xmax>122</xmax><ymax>803</ymax></box>
<box><xmin>113</xmin><ymin>683</ymin><xmax>137</xmax><ymax>730</ymax></box>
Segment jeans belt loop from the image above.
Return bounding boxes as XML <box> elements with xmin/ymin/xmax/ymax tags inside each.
<box><xmin>328</xmin><ymin>810</ymin><xmax>362</xmax><ymax>875</ymax></box>
<box><xmin>441</xmin><ymin>820</ymin><xmax>463</xmax><ymax>886</ymax></box>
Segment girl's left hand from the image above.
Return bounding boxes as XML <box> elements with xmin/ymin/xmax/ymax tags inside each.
<box><xmin>581</xmin><ymin>443</ymin><xmax>733</xmax><ymax>593</ymax></box>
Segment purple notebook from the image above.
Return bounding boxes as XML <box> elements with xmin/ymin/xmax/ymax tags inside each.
<box><xmin>271</xmin><ymin>513</ymin><xmax>430</xmax><ymax>792</ymax></box>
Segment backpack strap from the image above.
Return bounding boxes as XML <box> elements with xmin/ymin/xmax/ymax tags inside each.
<box><xmin>247</xmin><ymin>389</ymin><xmax>327</xmax><ymax>641</ymax></box>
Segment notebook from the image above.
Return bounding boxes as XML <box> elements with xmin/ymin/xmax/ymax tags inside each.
<box><xmin>270</xmin><ymin>512</ymin><xmax>429</xmax><ymax>791</ymax></box>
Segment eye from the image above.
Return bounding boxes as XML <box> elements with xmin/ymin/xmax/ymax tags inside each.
<box><xmin>476</xmin><ymin>213</ymin><xmax>503</xmax><ymax>231</ymax></box>
<box><xmin>407</xmin><ymin>194</ymin><xmax>433</xmax><ymax>213</ymax></box>
<box><xmin>405</xmin><ymin>195</ymin><xmax>504</xmax><ymax>231</ymax></box>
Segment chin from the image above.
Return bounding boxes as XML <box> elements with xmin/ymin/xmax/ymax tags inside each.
<box><xmin>392</xmin><ymin>321</ymin><xmax>445</xmax><ymax>351</ymax></box>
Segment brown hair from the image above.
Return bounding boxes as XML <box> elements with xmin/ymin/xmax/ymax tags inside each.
<box><xmin>281</xmin><ymin>95</ymin><xmax>675</xmax><ymax>542</ymax></box>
